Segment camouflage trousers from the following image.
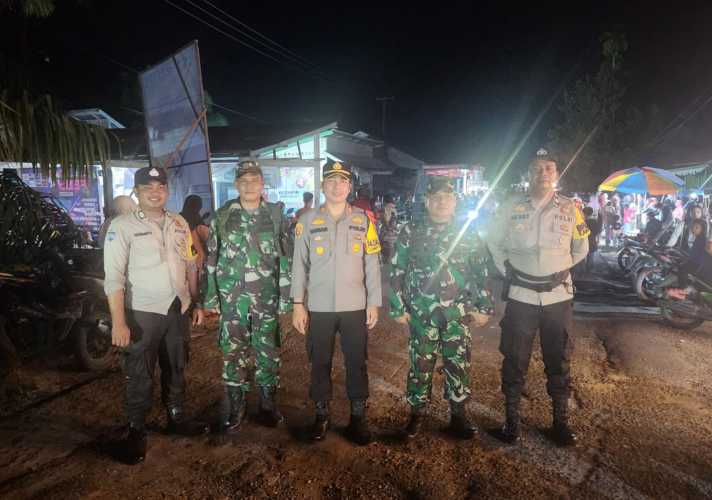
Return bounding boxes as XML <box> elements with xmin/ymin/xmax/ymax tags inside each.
<box><xmin>406</xmin><ymin>312</ymin><xmax>472</xmax><ymax>407</ymax></box>
<box><xmin>219</xmin><ymin>293</ymin><xmax>280</xmax><ymax>391</ymax></box>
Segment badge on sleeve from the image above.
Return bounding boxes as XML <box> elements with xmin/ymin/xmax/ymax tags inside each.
<box><xmin>573</xmin><ymin>206</ymin><xmax>591</xmax><ymax>240</ymax></box>
<box><xmin>106</xmin><ymin>231</ymin><xmax>116</xmax><ymax>242</ymax></box>
<box><xmin>365</xmin><ymin>220</ymin><xmax>381</xmax><ymax>254</ymax></box>
<box><xmin>184</xmin><ymin>230</ymin><xmax>197</xmax><ymax>260</ymax></box>
<box><xmin>295</xmin><ymin>222</ymin><xmax>303</xmax><ymax>238</ymax></box>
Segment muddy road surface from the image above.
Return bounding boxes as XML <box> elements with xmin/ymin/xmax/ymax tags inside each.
<box><xmin>2</xmin><ymin>310</ymin><xmax>712</xmax><ymax>499</ymax></box>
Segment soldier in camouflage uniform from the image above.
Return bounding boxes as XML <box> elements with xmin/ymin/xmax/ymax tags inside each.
<box><xmin>389</xmin><ymin>176</ymin><xmax>493</xmax><ymax>439</ymax></box>
<box><xmin>198</xmin><ymin>160</ymin><xmax>292</xmax><ymax>434</ymax></box>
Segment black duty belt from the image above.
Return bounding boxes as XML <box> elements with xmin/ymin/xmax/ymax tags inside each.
<box><xmin>505</xmin><ymin>261</ymin><xmax>570</xmax><ymax>293</ymax></box>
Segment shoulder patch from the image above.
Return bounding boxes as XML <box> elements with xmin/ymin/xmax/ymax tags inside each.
<box><xmin>573</xmin><ymin>206</ymin><xmax>591</xmax><ymax>240</ymax></box>
<box><xmin>365</xmin><ymin>220</ymin><xmax>381</xmax><ymax>254</ymax></box>
<box><xmin>295</xmin><ymin>222</ymin><xmax>303</xmax><ymax>238</ymax></box>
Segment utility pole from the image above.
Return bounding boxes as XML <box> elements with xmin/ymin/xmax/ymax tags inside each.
<box><xmin>376</xmin><ymin>96</ymin><xmax>394</xmax><ymax>139</ymax></box>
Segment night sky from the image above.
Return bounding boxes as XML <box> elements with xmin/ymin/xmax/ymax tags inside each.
<box><xmin>3</xmin><ymin>0</ymin><xmax>712</xmax><ymax>170</ymax></box>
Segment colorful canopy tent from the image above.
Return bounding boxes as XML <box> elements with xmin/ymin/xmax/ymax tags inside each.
<box><xmin>598</xmin><ymin>166</ymin><xmax>684</xmax><ymax>195</ymax></box>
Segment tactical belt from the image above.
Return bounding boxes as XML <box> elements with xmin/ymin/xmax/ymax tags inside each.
<box><xmin>505</xmin><ymin>261</ymin><xmax>570</xmax><ymax>293</ymax></box>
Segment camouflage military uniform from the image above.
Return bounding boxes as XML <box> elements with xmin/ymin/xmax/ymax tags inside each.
<box><xmin>389</xmin><ymin>218</ymin><xmax>493</xmax><ymax>408</ymax></box>
<box><xmin>201</xmin><ymin>199</ymin><xmax>291</xmax><ymax>391</ymax></box>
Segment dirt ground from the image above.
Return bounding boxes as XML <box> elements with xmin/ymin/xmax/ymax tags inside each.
<box><xmin>2</xmin><ymin>297</ymin><xmax>712</xmax><ymax>499</ymax></box>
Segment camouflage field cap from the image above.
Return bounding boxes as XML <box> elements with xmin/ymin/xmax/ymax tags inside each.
<box><xmin>236</xmin><ymin>159</ymin><xmax>263</xmax><ymax>179</ymax></box>
<box><xmin>426</xmin><ymin>176</ymin><xmax>455</xmax><ymax>195</ymax></box>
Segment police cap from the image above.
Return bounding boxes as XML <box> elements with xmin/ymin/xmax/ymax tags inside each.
<box><xmin>531</xmin><ymin>147</ymin><xmax>558</xmax><ymax>165</ymax></box>
<box><xmin>323</xmin><ymin>159</ymin><xmax>352</xmax><ymax>180</ymax></box>
<box><xmin>134</xmin><ymin>166</ymin><xmax>168</xmax><ymax>186</ymax></box>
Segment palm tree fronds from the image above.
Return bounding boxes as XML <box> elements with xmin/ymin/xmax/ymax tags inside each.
<box><xmin>0</xmin><ymin>89</ymin><xmax>110</xmax><ymax>179</ymax></box>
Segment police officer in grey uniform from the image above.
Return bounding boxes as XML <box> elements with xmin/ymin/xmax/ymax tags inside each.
<box><xmin>104</xmin><ymin>166</ymin><xmax>208</xmax><ymax>464</ymax></box>
<box><xmin>487</xmin><ymin>149</ymin><xmax>589</xmax><ymax>446</ymax></box>
<box><xmin>291</xmin><ymin>159</ymin><xmax>382</xmax><ymax>445</ymax></box>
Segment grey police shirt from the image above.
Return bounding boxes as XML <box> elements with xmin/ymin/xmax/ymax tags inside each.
<box><xmin>290</xmin><ymin>205</ymin><xmax>382</xmax><ymax>312</ymax></box>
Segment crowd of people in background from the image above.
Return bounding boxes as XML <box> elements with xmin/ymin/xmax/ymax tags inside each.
<box><xmin>561</xmin><ymin>191</ymin><xmax>712</xmax><ymax>279</ymax></box>
<box><xmin>580</xmin><ymin>192</ymin><xmax>709</xmax><ymax>249</ymax></box>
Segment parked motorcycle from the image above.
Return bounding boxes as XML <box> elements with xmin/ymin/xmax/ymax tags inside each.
<box><xmin>633</xmin><ymin>247</ymin><xmax>688</xmax><ymax>302</ymax></box>
<box><xmin>633</xmin><ymin>261</ymin><xmax>711</xmax><ymax>330</ymax></box>
<box><xmin>617</xmin><ymin>236</ymin><xmax>645</xmax><ymax>273</ymax></box>
<box><xmin>0</xmin><ymin>258</ymin><xmax>113</xmax><ymax>371</ymax></box>
<box><xmin>0</xmin><ymin>170</ymin><xmax>113</xmax><ymax>374</ymax></box>
<box><xmin>658</xmin><ymin>276</ymin><xmax>712</xmax><ymax>330</ymax></box>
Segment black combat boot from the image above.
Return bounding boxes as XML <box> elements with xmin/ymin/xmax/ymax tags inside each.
<box><xmin>447</xmin><ymin>400</ymin><xmax>477</xmax><ymax>440</ymax></box>
<box><xmin>345</xmin><ymin>399</ymin><xmax>372</xmax><ymax>446</ymax></box>
<box><xmin>310</xmin><ymin>401</ymin><xmax>330</xmax><ymax>441</ymax></box>
<box><xmin>119</xmin><ymin>424</ymin><xmax>147</xmax><ymax>465</ymax></box>
<box><xmin>493</xmin><ymin>397</ymin><xmax>521</xmax><ymax>444</ymax></box>
<box><xmin>166</xmin><ymin>406</ymin><xmax>209</xmax><ymax>436</ymax></box>
<box><xmin>256</xmin><ymin>386</ymin><xmax>284</xmax><ymax>427</ymax></box>
<box><xmin>405</xmin><ymin>405</ymin><xmax>426</xmax><ymax>438</ymax></box>
<box><xmin>216</xmin><ymin>386</ymin><xmax>247</xmax><ymax>435</ymax></box>
<box><xmin>550</xmin><ymin>398</ymin><xmax>577</xmax><ymax>446</ymax></box>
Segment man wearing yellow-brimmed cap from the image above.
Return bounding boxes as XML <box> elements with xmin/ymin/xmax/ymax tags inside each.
<box><xmin>291</xmin><ymin>158</ymin><xmax>382</xmax><ymax>445</ymax></box>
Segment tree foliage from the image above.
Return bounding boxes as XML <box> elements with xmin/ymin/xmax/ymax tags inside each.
<box><xmin>547</xmin><ymin>33</ymin><xmax>662</xmax><ymax>192</ymax></box>
<box><xmin>0</xmin><ymin>90</ymin><xmax>111</xmax><ymax>180</ymax></box>
<box><xmin>0</xmin><ymin>0</ymin><xmax>55</xmax><ymax>18</ymax></box>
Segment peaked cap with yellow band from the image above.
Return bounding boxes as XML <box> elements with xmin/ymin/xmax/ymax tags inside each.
<box><xmin>323</xmin><ymin>158</ymin><xmax>352</xmax><ymax>180</ymax></box>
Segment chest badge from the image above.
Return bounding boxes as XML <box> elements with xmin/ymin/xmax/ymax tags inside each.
<box><xmin>315</xmin><ymin>246</ymin><xmax>325</xmax><ymax>255</ymax></box>
<box><xmin>314</xmin><ymin>235</ymin><xmax>324</xmax><ymax>241</ymax></box>
<box><xmin>352</xmin><ymin>243</ymin><xmax>362</xmax><ymax>253</ymax></box>
<box><xmin>352</xmin><ymin>215</ymin><xmax>364</xmax><ymax>224</ymax></box>
<box><xmin>312</xmin><ymin>218</ymin><xmax>326</xmax><ymax>225</ymax></box>
<box><xmin>514</xmin><ymin>223</ymin><xmax>525</xmax><ymax>231</ymax></box>
<box><xmin>514</xmin><ymin>204</ymin><xmax>526</xmax><ymax>213</ymax></box>
<box><xmin>560</xmin><ymin>224</ymin><xmax>569</xmax><ymax>232</ymax></box>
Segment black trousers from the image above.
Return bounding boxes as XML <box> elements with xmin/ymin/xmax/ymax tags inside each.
<box><xmin>499</xmin><ymin>299</ymin><xmax>573</xmax><ymax>401</ymax></box>
<box><xmin>122</xmin><ymin>298</ymin><xmax>188</xmax><ymax>427</ymax></box>
<box><xmin>307</xmin><ymin>310</ymin><xmax>369</xmax><ymax>402</ymax></box>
